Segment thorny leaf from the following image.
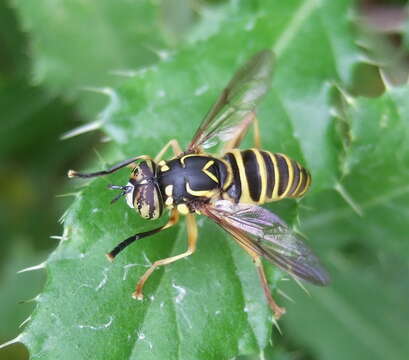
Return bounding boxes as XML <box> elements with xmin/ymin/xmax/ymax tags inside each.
<box><xmin>10</xmin><ymin>0</ymin><xmax>173</xmax><ymax>120</ymax></box>
<box><xmin>10</xmin><ymin>0</ymin><xmax>241</xmax><ymax>119</ymax></box>
<box><xmin>280</xmin><ymin>87</ymin><xmax>409</xmax><ymax>360</ymax></box>
<box><xmin>9</xmin><ymin>1</ymin><xmax>409</xmax><ymax>359</ymax></box>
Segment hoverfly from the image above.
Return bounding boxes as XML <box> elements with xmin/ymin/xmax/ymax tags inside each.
<box><xmin>68</xmin><ymin>50</ymin><xmax>329</xmax><ymax>319</ymax></box>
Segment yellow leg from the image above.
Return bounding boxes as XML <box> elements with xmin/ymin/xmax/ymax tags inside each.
<box><xmin>233</xmin><ymin>233</ymin><xmax>285</xmax><ymax>319</ymax></box>
<box><xmin>132</xmin><ymin>213</ymin><xmax>198</xmax><ymax>300</ymax></box>
<box><xmin>223</xmin><ymin>111</ymin><xmax>261</xmax><ymax>151</ymax></box>
<box><xmin>126</xmin><ymin>140</ymin><xmax>182</xmax><ymax>170</ymax></box>
<box><xmin>226</xmin><ymin>222</ymin><xmax>285</xmax><ymax>319</ymax></box>
<box><xmin>254</xmin><ymin>256</ymin><xmax>285</xmax><ymax>319</ymax></box>
<box><xmin>154</xmin><ymin>139</ymin><xmax>183</xmax><ymax>162</ymax></box>
<box><xmin>252</xmin><ymin>117</ymin><xmax>261</xmax><ymax>149</ymax></box>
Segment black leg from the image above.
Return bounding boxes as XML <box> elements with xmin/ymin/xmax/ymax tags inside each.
<box><xmin>106</xmin><ymin>209</ymin><xmax>179</xmax><ymax>261</ymax></box>
<box><xmin>67</xmin><ymin>155</ymin><xmax>152</xmax><ymax>179</ymax></box>
<box><xmin>107</xmin><ymin>227</ymin><xmax>167</xmax><ymax>260</ymax></box>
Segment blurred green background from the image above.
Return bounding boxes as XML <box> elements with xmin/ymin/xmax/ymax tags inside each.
<box><xmin>0</xmin><ymin>0</ymin><xmax>408</xmax><ymax>359</ymax></box>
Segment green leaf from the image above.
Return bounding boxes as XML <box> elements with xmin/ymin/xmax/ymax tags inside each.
<box><xmin>0</xmin><ymin>242</ymin><xmax>45</xmax><ymax>360</ymax></box>
<box><xmin>10</xmin><ymin>0</ymin><xmax>241</xmax><ymax>118</ymax></box>
<box><xmin>303</xmin><ymin>87</ymin><xmax>409</xmax><ymax>255</ymax></box>
<box><xmin>281</xmin><ymin>87</ymin><xmax>409</xmax><ymax>360</ymax></box>
<box><xmin>11</xmin><ymin>0</ymin><xmax>169</xmax><ymax>117</ymax></box>
<box><xmin>236</xmin><ymin>344</ymin><xmax>294</xmax><ymax>360</ymax></box>
<box><xmin>281</xmin><ymin>257</ymin><xmax>409</xmax><ymax>360</ymax></box>
<box><xmin>19</xmin><ymin>1</ymin><xmax>408</xmax><ymax>359</ymax></box>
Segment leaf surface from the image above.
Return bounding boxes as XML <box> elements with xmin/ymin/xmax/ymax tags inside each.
<box><xmin>11</xmin><ymin>0</ymin><xmax>168</xmax><ymax>117</ymax></box>
<box><xmin>282</xmin><ymin>87</ymin><xmax>409</xmax><ymax>360</ymax></box>
<box><xmin>18</xmin><ymin>1</ymin><xmax>407</xmax><ymax>360</ymax></box>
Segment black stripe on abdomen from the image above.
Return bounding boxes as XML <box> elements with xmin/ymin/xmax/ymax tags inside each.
<box><xmin>275</xmin><ymin>154</ymin><xmax>289</xmax><ymax>197</ymax></box>
<box><xmin>223</xmin><ymin>152</ymin><xmax>241</xmax><ymax>202</ymax></box>
<box><xmin>288</xmin><ymin>160</ymin><xmax>301</xmax><ymax>196</ymax></box>
<box><xmin>242</xmin><ymin>150</ymin><xmax>261</xmax><ymax>202</ymax></box>
<box><xmin>261</xmin><ymin>151</ymin><xmax>275</xmax><ymax>199</ymax></box>
<box><xmin>297</xmin><ymin>167</ymin><xmax>310</xmax><ymax>196</ymax></box>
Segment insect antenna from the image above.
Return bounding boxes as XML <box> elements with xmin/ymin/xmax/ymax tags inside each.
<box><xmin>67</xmin><ymin>155</ymin><xmax>153</xmax><ymax>179</ymax></box>
<box><xmin>108</xmin><ymin>184</ymin><xmax>133</xmax><ymax>204</ymax></box>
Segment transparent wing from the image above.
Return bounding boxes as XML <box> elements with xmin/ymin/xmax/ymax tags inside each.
<box><xmin>188</xmin><ymin>50</ymin><xmax>274</xmax><ymax>152</ymax></box>
<box><xmin>202</xmin><ymin>200</ymin><xmax>330</xmax><ymax>286</ymax></box>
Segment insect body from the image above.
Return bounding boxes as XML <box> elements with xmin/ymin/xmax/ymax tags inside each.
<box><xmin>119</xmin><ymin>148</ymin><xmax>311</xmax><ymax>225</ymax></box>
<box><xmin>158</xmin><ymin>155</ymin><xmax>228</xmax><ymax>214</ymax></box>
<box><xmin>222</xmin><ymin>149</ymin><xmax>311</xmax><ymax>204</ymax></box>
<box><xmin>68</xmin><ymin>50</ymin><xmax>329</xmax><ymax>319</ymax></box>
<box><xmin>155</xmin><ymin>149</ymin><xmax>311</xmax><ymax>215</ymax></box>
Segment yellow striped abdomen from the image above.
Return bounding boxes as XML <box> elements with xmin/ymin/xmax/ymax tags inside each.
<box><xmin>222</xmin><ymin>149</ymin><xmax>311</xmax><ymax>204</ymax></box>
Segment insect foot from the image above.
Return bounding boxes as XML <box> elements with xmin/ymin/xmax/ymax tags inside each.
<box><xmin>132</xmin><ymin>290</ymin><xmax>144</xmax><ymax>301</ymax></box>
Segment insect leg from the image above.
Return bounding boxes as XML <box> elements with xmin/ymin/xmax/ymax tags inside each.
<box><xmin>154</xmin><ymin>139</ymin><xmax>183</xmax><ymax>162</ymax></box>
<box><xmin>252</xmin><ymin>116</ymin><xmax>261</xmax><ymax>149</ymax></box>
<box><xmin>233</xmin><ymin>235</ymin><xmax>285</xmax><ymax>319</ymax></box>
<box><xmin>223</xmin><ymin>111</ymin><xmax>256</xmax><ymax>151</ymax></box>
<box><xmin>254</xmin><ymin>256</ymin><xmax>286</xmax><ymax>319</ymax></box>
<box><xmin>106</xmin><ymin>209</ymin><xmax>180</xmax><ymax>261</ymax></box>
<box><xmin>132</xmin><ymin>213</ymin><xmax>197</xmax><ymax>300</ymax></box>
<box><xmin>67</xmin><ymin>155</ymin><xmax>153</xmax><ymax>179</ymax></box>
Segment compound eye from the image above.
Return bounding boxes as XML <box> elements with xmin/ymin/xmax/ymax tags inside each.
<box><xmin>135</xmin><ymin>184</ymin><xmax>163</xmax><ymax>220</ymax></box>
